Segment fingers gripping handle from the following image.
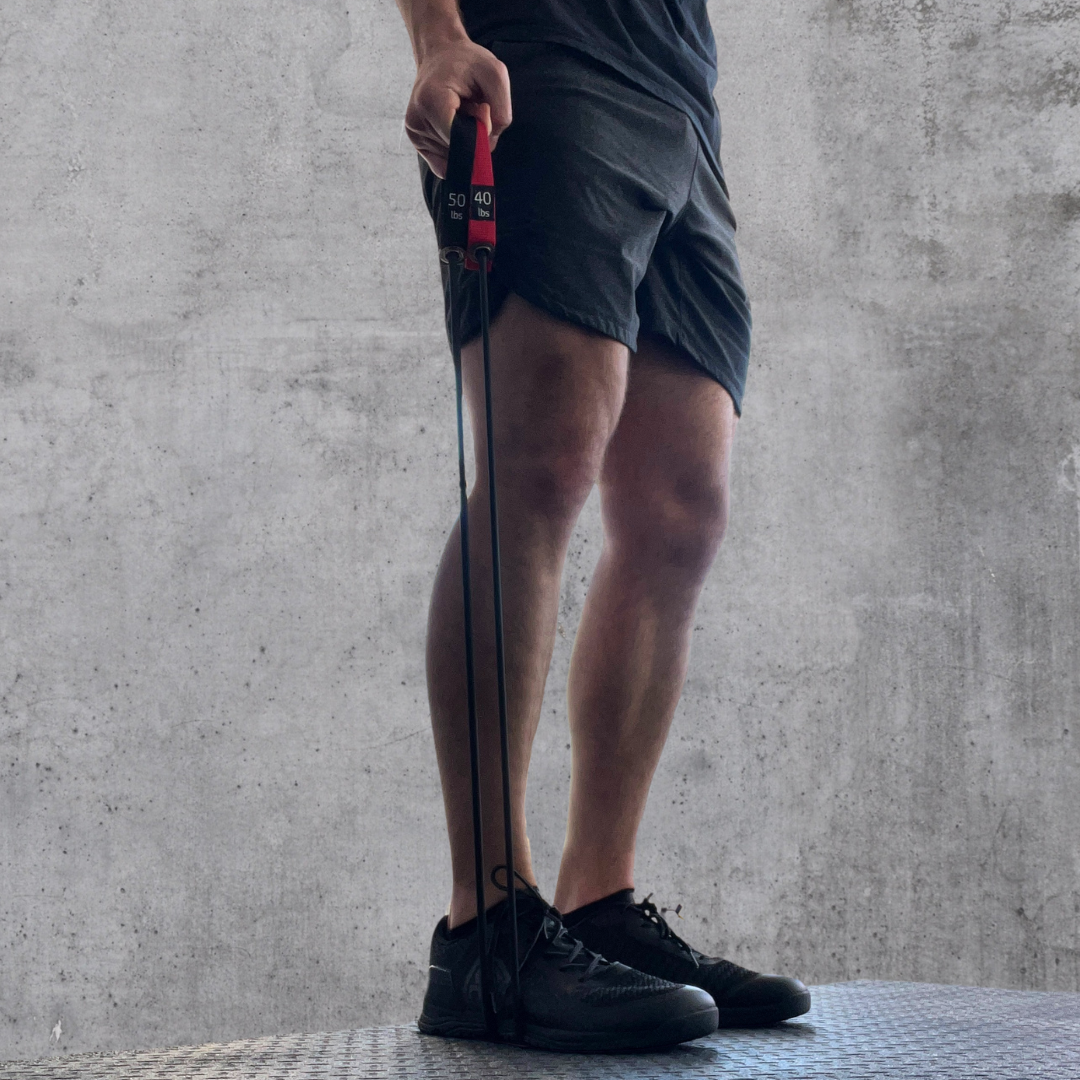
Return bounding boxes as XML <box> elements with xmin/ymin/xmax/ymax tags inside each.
<box><xmin>438</xmin><ymin>114</ymin><xmax>496</xmax><ymax>269</ymax></box>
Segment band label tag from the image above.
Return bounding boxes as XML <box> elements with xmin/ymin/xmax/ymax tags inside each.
<box><xmin>471</xmin><ymin>185</ymin><xmax>495</xmax><ymax>221</ymax></box>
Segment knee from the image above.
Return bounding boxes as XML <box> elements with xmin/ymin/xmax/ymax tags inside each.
<box><xmin>499</xmin><ymin>425</ymin><xmax>607</xmax><ymax>531</ymax></box>
<box><xmin>604</xmin><ymin>469</ymin><xmax>729</xmax><ymax>581</ymax></box>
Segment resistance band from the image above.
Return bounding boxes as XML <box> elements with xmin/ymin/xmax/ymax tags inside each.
<box><xmin>436</xmin><ymin>113</ymin><xmax>519</xmax><ymax>1041</ymax></box>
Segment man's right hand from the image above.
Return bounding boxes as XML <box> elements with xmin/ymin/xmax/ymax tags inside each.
<box><xmin>404</xmin><ymin>36</ymin><xmax>512</xmax><ymax>179</ymax></box>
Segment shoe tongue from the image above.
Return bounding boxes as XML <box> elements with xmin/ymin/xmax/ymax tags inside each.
<box><xmin>491</xmin><ymin>887</ymin><xmax>567</xmax><ymax>962</ymax></box>
<box><xmin>493</xmin><ymin>887</ymin><xmax>551</xmax><ymax>931</ymax></box>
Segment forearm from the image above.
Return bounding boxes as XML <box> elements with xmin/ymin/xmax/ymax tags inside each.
<box><xmin>395</xmin><ymin>0</ymin><xmax>470</xmax><ymax>64</ymax></box>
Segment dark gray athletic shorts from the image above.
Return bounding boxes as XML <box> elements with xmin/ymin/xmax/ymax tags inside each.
<box><xmin>421</xmin><ymin>41</ymin><xmax>752</xmax><ymax>414</ymax></box>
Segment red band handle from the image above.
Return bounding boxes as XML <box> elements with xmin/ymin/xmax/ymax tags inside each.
<box><xmin>438</xmin><ymin>114</ymin><xmax>496</xmax><ymax>270</ymax></box>
<box><xmin>465</xmin><ymin>120</ymin><xmax>496</xmax><ymax>269</ymax></box>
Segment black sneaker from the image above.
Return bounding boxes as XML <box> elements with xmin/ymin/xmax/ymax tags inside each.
<box><xmin>563</xmin><ymin>891</ymin><xmax>811</xmax><ymax>1028</ymax></box>
<box><xmin>418</xmin><ymin>885</ymin><xmax>719</xmax><ymax>1051</ymax></box>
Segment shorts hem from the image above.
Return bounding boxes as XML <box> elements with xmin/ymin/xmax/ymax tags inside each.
<box><xmin>465</xmin><ymin>280</ymin><xmax>638</xmax><ymax>355</ymax></box>
<box><xmin>701</xmin><ymin>366</ymin><xmax>744</xmax><ymax>417</ymax></box>
<box><xmin>642</xmin><ymin>329</ymin><xmax>745</xmax><ymax>417</ymax></box>
<box><xmin>460</xmin><ymin>284</ymin><xmax>746</xmax><ymax>416</ymax></box>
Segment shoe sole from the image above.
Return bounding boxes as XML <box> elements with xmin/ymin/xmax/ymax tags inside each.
<box><xmin>716</xmin><ymin>989</ymin><xmax>811</xmax><ymax>1028</ymax></box>
<box><xmin>419</xmin><ymin>1003</ymin><xmax>719</xmax><ymax>1052</ymax></box>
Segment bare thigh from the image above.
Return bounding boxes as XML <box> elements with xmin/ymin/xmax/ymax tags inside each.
<box><xmin>459</xmin><ymin>294</ymin><xmax>629</xmax><ymax>496</ymax></box>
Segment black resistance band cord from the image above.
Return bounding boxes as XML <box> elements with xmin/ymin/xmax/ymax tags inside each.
<box><xmin>438</xmin><ymin>113</ymin><xmax>520</xmax><ymax>1041</ymax></box>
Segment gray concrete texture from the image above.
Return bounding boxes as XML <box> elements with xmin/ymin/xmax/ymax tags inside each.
<box><xmin>1</xmin><ymin>0</ymin><xmax>1077</xmax><ymax>1063</ymax></box>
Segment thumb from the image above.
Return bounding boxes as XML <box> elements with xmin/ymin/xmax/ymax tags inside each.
<box><xmin>460</xmin><ymin>100</ymin><xmax>493</xmax><ymax>143</ymax></box>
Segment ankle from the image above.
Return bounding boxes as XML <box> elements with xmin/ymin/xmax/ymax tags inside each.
<box><xmin>447</xmin><ymin>889</ymin><xmax>489</xmax><ymax>931</ymax></box>
<box><xmin>447</xmin><ymin>877</ymin><xmax>540</xmax><ymax>930</ymax></box>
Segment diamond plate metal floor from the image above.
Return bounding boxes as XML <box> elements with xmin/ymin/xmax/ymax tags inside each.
<box><xmin>4</xmin><ymin>981</ymin><xmax>1076</xmax><ymax>1079</ymax></box>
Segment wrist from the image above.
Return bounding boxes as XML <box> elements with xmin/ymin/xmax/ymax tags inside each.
<box><xmin>412</xmin><ymin>11</ymin><xmax>470</xmax><ymax>65</ymax></box>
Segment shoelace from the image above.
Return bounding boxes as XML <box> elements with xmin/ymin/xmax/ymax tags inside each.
<box><xmin>634</xmin><ymin>894</ymin><xmax>701</xmax><ymax>968</ymax></box>
<box><xmin>492</xmin><ymin>866</ymin><xmax>609</xmax><ymax>981</ymax></box>
<box><xmin>541</xmin><ymin>916</ymin><xmax>608</xmax><ymax>981</ymax></box>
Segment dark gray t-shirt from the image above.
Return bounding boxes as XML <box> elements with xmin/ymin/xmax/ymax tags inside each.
<box><xmin>460</xmin><ymin>0</ymin><xmax>721</xmax><ymax>155</ymax></box>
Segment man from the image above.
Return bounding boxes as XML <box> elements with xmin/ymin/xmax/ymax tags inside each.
<box><xmin>395</xmin><ymin>0</ymin><xmax>810</xmax><ymax>1051</ymax></box>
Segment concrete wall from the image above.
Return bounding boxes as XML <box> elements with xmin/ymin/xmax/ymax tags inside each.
<box><xmin>2</xmin><ymin>0</ymin><xmax>1077</xmax><ymax>1062</ymax></box>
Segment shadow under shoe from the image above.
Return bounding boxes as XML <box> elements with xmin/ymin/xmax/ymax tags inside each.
<box><xmin>418</xmin><ymin>887</ymin><xmax>719</xmax><ymax>1052</ymax></box>
<box><xmin>564</xmin><ymin>891</ymin><xmax>811</xmax><ymax>1028</ymax></box>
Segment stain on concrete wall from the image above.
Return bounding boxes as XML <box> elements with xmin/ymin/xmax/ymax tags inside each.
<box><xmin>1</xmin><ymin>0</ymin><xmax>1078</xmax><ymax>1062</ymax></box>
